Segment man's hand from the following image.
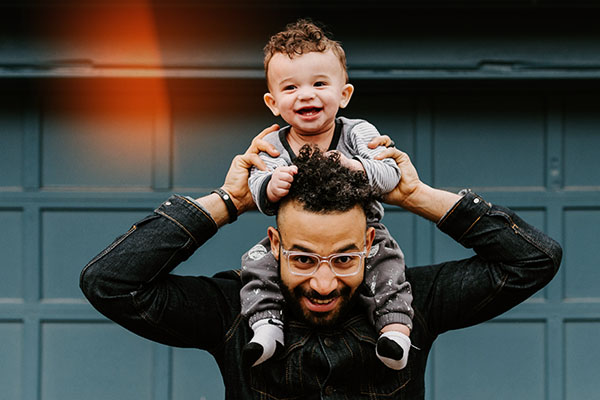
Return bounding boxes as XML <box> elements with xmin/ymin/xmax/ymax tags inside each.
<box><xmin>368</xmin><ymin>135</ymin><xmax>422</xmax><ymax>208</ymax></box>
<box><xmin>370</xmin><ymin>135</ymin><xmax>461</xmax><ymax>222</ymax></box>
<box><xmin>219</xmin><ymin>124</ymin><xmax>280</xmax><ymax>215</ymax></box>
<box><xmin>374</xmin><ymin>146</ymin><xmax>423</xmax><ymax>209</ymax></box>
<box><xmin>266</xmin><ymin>165</ymin><xmax>298</xmax><ymax>203</ymax></box>
<box><xmin>367</xmin><ymin>134</ymin><xmax>395</xmax><ymax>150</ymax></box>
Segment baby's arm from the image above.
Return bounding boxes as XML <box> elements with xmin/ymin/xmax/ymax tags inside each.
<box><xmin>266</xmin><ymin>165</ymin><xmax>298</xmax><ymax>203</ymax></box>
<box><xmin>348</xmin><ymin>121</ymin><xmax>401</xmax><ymax>194</ymax></box>
<box><xmin>249</xmin><ymin>152</ymin><xmax>292</xmax><ymax>215</ymax></box>
<box><xmin>331</xmin><ymin>152</ymin><xmax>366</xmax><ymax>172</ymax></box>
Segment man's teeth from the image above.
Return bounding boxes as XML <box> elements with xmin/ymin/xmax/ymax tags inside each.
<box><xmin>311</xmin><ymin>297</ymin><xmax>334</xmax><ymax>304</ymax></box>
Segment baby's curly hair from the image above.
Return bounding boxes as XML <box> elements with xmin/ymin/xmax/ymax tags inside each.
<box><xmin>284</xmin><ymin>144</ymin><xmax>376</xmax><ymax>214</ymax></box>
<box><xmin>263</xmin><ymin>19</ymin><xmax>348</xmax><ymax>84</ymax></box>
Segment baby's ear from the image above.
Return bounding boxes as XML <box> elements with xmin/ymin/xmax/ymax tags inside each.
<box><xmin>264</xmin><ymin>93</ymin><xmax>280</xmax><ymax>116</ymax></box>
<box><xmin>339</xmin><ymin>83</ymin><xmax>354</xmax><ymax>109</ymax></box>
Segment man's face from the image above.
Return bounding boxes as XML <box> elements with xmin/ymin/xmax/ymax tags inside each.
<box><xmin>268</xmin><ymin>200</ymin><xmax>375</xmax><ymax>326</ymax></box>
<box><xmin>263</xmin><ymin>50</ymin><xmax>354</xmax><ymax>138</ymax></box>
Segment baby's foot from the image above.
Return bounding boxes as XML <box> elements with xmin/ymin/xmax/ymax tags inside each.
<box><xmin>376</xmin><ymin>331</ymin><xmax>411</xmax><ymax>370</ymax></box>
<box><xmin>242</xmin><ymin>319</ymin><xmax>284</xmax><ymax>368</ymax></box>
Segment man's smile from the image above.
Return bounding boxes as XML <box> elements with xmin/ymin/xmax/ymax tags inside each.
<box><xmin>303</xmin><ymin>295</ymin><xmax>339</xmax><ymax>312</ymax></box>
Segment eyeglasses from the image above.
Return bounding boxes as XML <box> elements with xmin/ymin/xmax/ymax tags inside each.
<box><xmin>280</xmin><ymin>245</ymin><xmax>367</xmax><ymax>277</ymax></box>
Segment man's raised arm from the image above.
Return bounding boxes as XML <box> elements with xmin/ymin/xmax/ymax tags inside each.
<box><xmin>79</xmin><ymin>125</ymin><xmax>280</xmax><ymax>350</ymax></box>
<box><xmin>374</xmin><ymin>146</ymin><xmax>461</xmax><ymax>221</ymax></box>
<box><xmin>373</xmin><ymin>142</ymin><xmax>562</xmax><ymax>336</ymax></box>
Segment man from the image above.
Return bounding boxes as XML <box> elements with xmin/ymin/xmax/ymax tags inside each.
<box><xmin>80</xmin><ymin>126</ymin><xmax>562</xmax><ymax>399</ymax></box>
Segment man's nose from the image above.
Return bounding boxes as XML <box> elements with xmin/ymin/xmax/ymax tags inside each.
<box><xmin>309</xmin><ymin>262</ymin><xmax>338</xmax><ymax>295</ymax></box>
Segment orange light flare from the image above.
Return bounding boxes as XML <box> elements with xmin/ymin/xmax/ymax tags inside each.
<box><xmin>36</xmin><ymin>3</ymin><xmax>173</xmax><ymax>182</ymax></box>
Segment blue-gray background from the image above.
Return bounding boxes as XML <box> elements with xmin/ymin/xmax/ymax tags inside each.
<box><xmin>1</xmin><ymin>1</ymin><xmax>599</xmax><ymax>399</ymax></box>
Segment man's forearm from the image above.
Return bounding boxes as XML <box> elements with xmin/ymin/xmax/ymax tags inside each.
<box><xmin>197</xmin><ymin>192</ymin><xmax>235</xmax><ymax>227</ymax></box>
<box><xmin>400</xmin><ymin>184</ymin><xmax>462</xmax><ymax>223</ymax></box>
<box><xmin>373</xmin><ymin>147</ymin><xmax>462</xmax><ymax>221</ymax></box>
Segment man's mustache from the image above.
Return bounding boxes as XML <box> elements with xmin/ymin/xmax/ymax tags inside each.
<box><xmin>294</xmin><ymin>286</ymin><xmax>351</xmax><ymax>301</ymax></box>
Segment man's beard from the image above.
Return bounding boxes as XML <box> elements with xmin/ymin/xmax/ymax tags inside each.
<box><xmin>280</xmin><ymin>281</ymin><xmax>357</xmax><ymax>327</ymax></box>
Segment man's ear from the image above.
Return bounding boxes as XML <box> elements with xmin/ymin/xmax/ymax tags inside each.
<box><xmin>339</xmin><ymin>83</ymin><xmax>354</xmax><ymax>109</ymax></box>
<box><xmin>263</xmin><ymin>93</ymin><xmax>280</xmax><ymax>116</ymax></box>
<box><xmin>267</xmin><ymin>226</ymin><xmax>281</xmax><ymax>260</ymax></box>
<box><xmin>365</xmin><ymin>226</ymin><xmax>376</xmax><ymax>254</ymax></box>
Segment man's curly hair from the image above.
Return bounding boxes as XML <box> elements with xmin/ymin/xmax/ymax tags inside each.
<box><xmin>284</xmin><ymin>144</ymin><xmax>376</xmax><ymax>214</ymax></box>
<box><xmin>263</xmin><ymin>19</ymin><xmax>348</xmax><ymax>84</ymax></box>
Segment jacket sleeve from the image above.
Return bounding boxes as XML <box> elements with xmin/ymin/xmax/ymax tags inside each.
<box><xmin>79</xmin><ymin>195</ymin><xmax>238</xmax><ymax>352</ymax></box>
<box><xmin>408</xmin><ymin>191</ymin><xmax>562</xmax><ymax>337</ymax></box>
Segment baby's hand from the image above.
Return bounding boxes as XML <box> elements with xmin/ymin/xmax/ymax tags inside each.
<box><xmin>266</xmin><ymin>166</ymin><xmax>298</xmax><ymax>203</ymax></box>
<box><xmin>327</xmin><ymin>150</ymin><xmax>365</xmax><ymax>172</ymax></box>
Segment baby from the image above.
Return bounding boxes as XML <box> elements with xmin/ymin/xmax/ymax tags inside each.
<box><xmin>241</xmin><ymin>19</ymin><xmax>413</xmax><ymax>371</ymax></box>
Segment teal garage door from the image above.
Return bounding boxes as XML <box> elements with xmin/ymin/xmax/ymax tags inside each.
<box><xmin>1</xmin><ymin>3</ymin><xmax>599</xmax><ymax>400</ymax></box>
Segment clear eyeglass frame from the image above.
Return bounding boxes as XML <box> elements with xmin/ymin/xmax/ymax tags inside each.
<box><xmin>280</xmin><ymin>246</ymin><xmax>367</xmax><ymax>277</ymax></box>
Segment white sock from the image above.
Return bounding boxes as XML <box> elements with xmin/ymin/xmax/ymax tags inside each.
<box><xmin>376</xmin><ymin>331</ymin><xmax>411</xmax><ymax>370</ymax></box>
<box><xmin>248</xmin><ymin>319</ymin><xmax>284</xmax><ymax>366</ymax></box>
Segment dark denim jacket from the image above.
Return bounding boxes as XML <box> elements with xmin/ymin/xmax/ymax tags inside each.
<box><xmin>80</xmin><ymin>192</ymin><xmax>561</xmax><ymax>399</ymax></box>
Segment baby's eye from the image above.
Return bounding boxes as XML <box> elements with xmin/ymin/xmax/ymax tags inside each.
<box><xmin>283</xmin><ymin>85</ymin><xmax>296</xmax><ymax>91</ymax></box>
<box><xmin>314</xmin><ymin>81</ymin><xmax>327</xmax><ymax>87</ymax></box>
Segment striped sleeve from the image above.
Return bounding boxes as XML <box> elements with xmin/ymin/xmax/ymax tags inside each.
<box><xmin>347</xmin><ymin>121</ymin><xmax>401</xmax><ymax>194</ymax></box>
<box><xmin>248</xmin><ymin>152</ymin><xmax>290</xmax><ymax>215</ymax></box>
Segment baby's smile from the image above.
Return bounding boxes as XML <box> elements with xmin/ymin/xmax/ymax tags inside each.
<box><xmin>296</xmin><ymin>106</ymin><xmax>323</xmax><ymax>116</ymax></box>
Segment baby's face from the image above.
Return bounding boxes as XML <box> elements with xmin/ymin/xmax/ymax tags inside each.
<box><xmin>264</xmin><ymin>50</ymin><xmax>354</xmax><ymax>137</ymax></box>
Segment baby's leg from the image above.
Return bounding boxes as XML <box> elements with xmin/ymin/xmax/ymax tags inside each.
<box><xmin>377</xmin><ymin>323</ymin><xmax>411</xmax><ymax>370</ymax></box>
<box><xmin>240</xmin><ymin>237</ymin><xmax>285</xmax><ymax>368</ymax></box>
<box><xmin>360</xmin><ymin>222</ymin><xmax>414</xmax><ymax>370</ymax></box>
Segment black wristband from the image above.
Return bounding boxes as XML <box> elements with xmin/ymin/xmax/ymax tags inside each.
<box><xmin>211</xmin><ymin>188</ymin><xmax>238</xmax><ymax>223</ymax></box>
